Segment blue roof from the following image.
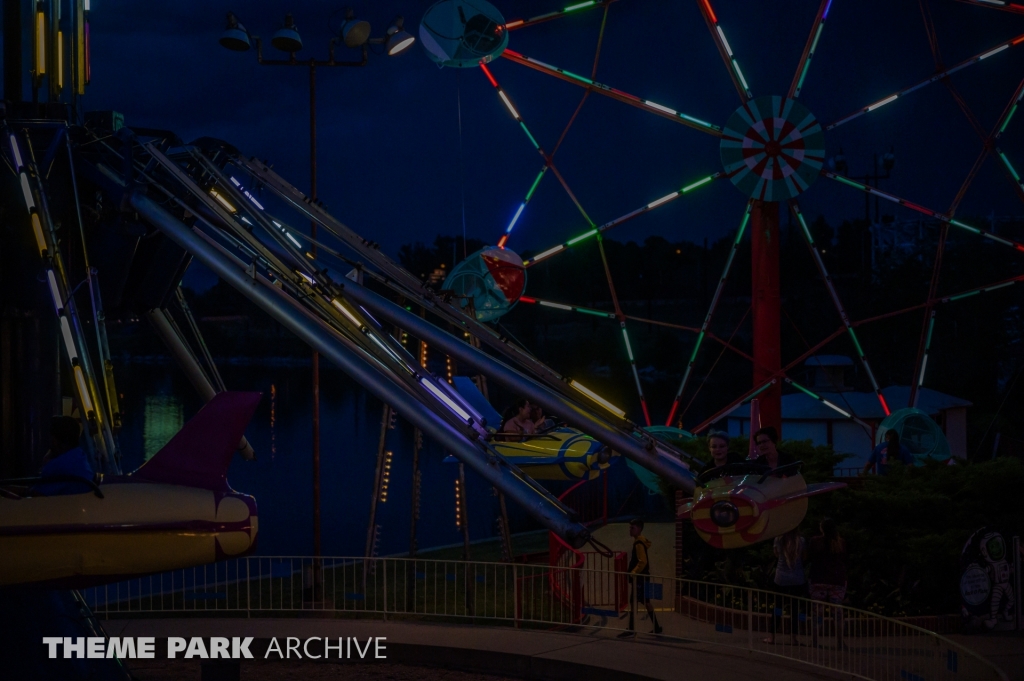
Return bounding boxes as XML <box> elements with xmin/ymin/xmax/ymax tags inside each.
<box><xmin>726</xmin><ymin>386</ymin><xmax>971</xmax><ymax>421</ymax></box>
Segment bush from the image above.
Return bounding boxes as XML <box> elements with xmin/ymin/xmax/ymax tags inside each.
<box><xmin>673</xmin><ymin>436</ymin><xmax>1024</xmax><ymax>617</ymax></box>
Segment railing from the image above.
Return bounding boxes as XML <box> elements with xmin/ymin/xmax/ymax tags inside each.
<box><xmin>81</xmin><ymin>556</ymin><xmax>1007</xmax><ymax>681</ymax></box>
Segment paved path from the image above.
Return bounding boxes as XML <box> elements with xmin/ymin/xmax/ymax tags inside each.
<box><xmin>104</xmin><ymin>618</ymin><xmax>843</xmax><ymax>681</ymax></box>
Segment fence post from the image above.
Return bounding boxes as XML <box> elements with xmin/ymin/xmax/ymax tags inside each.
<box><xmin>747</xmin><ymin>588</ymin><xmax>754</xmax><ymax>650</ymax></box>
<box><xmin>246</xmin><ymin>558</ymin><xmax>251</xmax><ymax>618</ymax></box>
<box><xmin>1014</xmin><ymin>536</ymin><xmax>1021</xmax><ymax>631</ymax></box>
<box><xmin>382</xmin><ymin>559</ymin><xmax>388</xmax><ymax>622</ymax></box>
<box><xmin>513</xmin><ymin>563</ymin><xmax>520</xmax><ymax>628</ymax></box>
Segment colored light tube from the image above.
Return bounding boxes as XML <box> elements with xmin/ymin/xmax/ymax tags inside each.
<box><xmin>980</xmin><ymin>44</ymin><xmax>1009</xmax><ymax>59</ymax></box>
<box><xmin>539</xmin><ymin>300</ymin><xmax>572</xmax><ymax>311</ymax></box>
<box><xmin>285</xmin><ymin>232</ymin><xmax>302</xmax><ymax>248</ymax></box>
<box><xmin>73</xmin><ymin>366</ymin><xmax>95</xmax><ymax>414</ymax></box>
<box><xmin>878</xmin><ymin>393</ymin><xmax>891</xmax><ymax>416</ymax></box>
<box><xmin>20</xmin><ymin>175</ymin><xmax>36</xmax><ymax>211</ymax></box>
<box><xmin>209</xmin><ymin>189</ymin><xmax>236</xmax><ymax>213</ymax></box>
<box><xmin>331</xmin><ymin>298</ymin><xmax>361</xmax><ymax>326</ymax></box>
<box><xmin>715</xmin><ymin>26</ymin><xmax>733</xmax><ymax>56</ymax></box>
<box><xmin>688</xmin><ymin>331</ymin><xmax>706</xmax><ymax>363</ymax></box>
<box><xmin>998</xmin><ymin>150</ymin><xmax>1023</xmax><ymax>183</ymax></box>
<box><xmin>498</xmin><ymin>91</ymin><xmax>520</xmax><ymax>120</ymax></box>
<box><xmin>827</xmin><ymin>31</ymin><xmax>1024</xmax><ymax>130</ymax></box>
<box><xmin>646</xmin><ymin>192</ymin><xmax>678</xmax><ymax>210</ymax></box>
<box><xmin>867</xmin><ymin>95</ymin><xmax>899</xmax><ymax>111</ymax></box>
<box><xmin>787</xmin><ymin>379</ymin><xmax>852</xmax><ymax>419</ymax></box>
<box><xmin>570</xmin><ymin>379</ymin><xmax>626</xmax><ymax>418</ymax></box>
<box><xmin>733</xmin><ymin>62</ymin><xmax>750</xmax><ymax>92</ymax></box>
<box><xmin>528</xmin><ymin>244</ymin><xmax>565</xmax><ymax>264</ymax></box>
<box><xmin>57</xmin><ymin>31</ymin><xmax>63</xmax><ymax>89</ymax></box>
<box><xmin>47</xmin><ymin>270</ymin><xmax>62</xmax><ymax>312</ymax></box>
<box><xmin>525</xmin><ymin>168</ymin><xmax>547</xmax><ymax>201</ymax></box>
<box><xmin>564</xmin><ymin>1</ymin><xmax>595</xmax><ymax>11</ymax></box>
<box><xmin>506</xmin><ymin>203</ymin><xmax>526</xmax><ymax>233</ymax></box>
<box><xmin>31</xmin><ymin>213</ymin><xmax>47</xmax><ymax>254</ymax></box>
<box><xmin>500</xmin><ymin>49</ymin><xmax>722</xmax><ymax>134</ymax></box>
<box><xmin>790</xmin><ymin>0</ymin><xmax>831</xmax><ymax>99</ymax></box>
<box><xmin>504</xmin><ymin>19</ymin><xmax>524</xmax><ymax>29</ymax></box>
<box><xmin>795</xmin><ymin>207</ymin><xmax>814</xmax><ymax>244</ymax></box>
<box><xmin>519</xmin><ymin>121</ymin><xmax>540</xmax><ymax>149</ymax></box>
<box><xmin>230</xmin><ymin>177</ymin><xmax>240</xmax><ymax>186</ymax></box>
<box><xmin>566</xmin><ymin>228</ymin><xmax>598</xmax><ymax>245</ymax></box>
<box><xmin>644</xmin><ymin>100</ymin><xmax>676</xmax><ymax>116</ymax></box>
<box><xmin>9</xmin><ymin>135</ymin><xmax>23</xmax><ymax>168</ymax></box>
<box><xmin>621</xmin><ymin>326</ymin><xmax>635</xmax><ymax>361</ymax></box>
<box><xmin>60</xmin><ymin>316</ymin><xmax>78</xmax><ymax>362</ymax></box>
<box><xmin>36</xmin><ymin>12</ymin><xmax>46</xmax><ymax>75</ymax></box>
<box><xmin>480</xmin><ymin>63</ymin><xmax>498</xmax><ymax>87</ymax></box>
<box><xmin>681</xmin><ymin>175</ymin><xmax>715</xmax><ymax>192</ymax></box>
<box><xmin>497</xmin><ymin>235</ymin><xmax>509</xmax><ymax>249</ymax></box>
<box><xmin>421</xmin><ymin>377</ymin><xmax>472</xmax><ymax>422</ymax></box>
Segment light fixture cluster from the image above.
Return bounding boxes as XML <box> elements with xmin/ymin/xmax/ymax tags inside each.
<box><xmin>219</xmin><ymin>8</ymin><xmax>415</xmax><ymax>57</ymax></box>
<box><xmin>379</xmin><ymin>450</ymin><xmax>392</xmax><ymax>502</ymax></box>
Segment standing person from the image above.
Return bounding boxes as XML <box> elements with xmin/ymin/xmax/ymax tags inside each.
<box><xmin>35</xmin><ymin>416</ymin><xmax>95</xmax><ymax>496</ymax></box>
<box><xmin>764</xmin><ymin>527</ymin><xmax>807</xmax><ymax>645</ymax></box>
<box><xmin>808</xmin><ymin>518</ymin><xmax>847</xmax><ymax>648</ymax></box>
<box><xmin>861</xmin><ymin>429</ymin><xmax>914</xmax><ymax>476</ymax></box>
<box><xmin>619</xmin><ymin>518</ymin><xmax>663</xmax><ymax>636</ymax></box>
<box><xmin>750</xmin><ymin>426</ymin><xmax>796</xmax><ymax>470</ymax></box>
<box><xmin>707</xmin><ymin>430</ymin><xmax>743</xmax><ymax>469</ymax></box>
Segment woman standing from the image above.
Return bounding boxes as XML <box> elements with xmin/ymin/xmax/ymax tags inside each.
<box><xmin>764</xmin><ymin>527</ymin><xmax>806</xmax><ymax>645</ymax></box>
<box><xmin>808</xmin><ymin>518</ymin><xmax>848</xmax><ymax>648</ymax></box>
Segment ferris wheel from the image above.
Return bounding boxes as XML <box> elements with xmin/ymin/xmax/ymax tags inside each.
<box><xmin>420</xmin><ymin>0</ymin><xmax>1024</xmax><ymax>434</ymax></box>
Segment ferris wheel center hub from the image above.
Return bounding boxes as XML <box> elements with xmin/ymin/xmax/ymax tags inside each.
<box><xmin>720</xmin><ymin>96</ymin><xmax>825</xmax><ymax>202</ymax></box>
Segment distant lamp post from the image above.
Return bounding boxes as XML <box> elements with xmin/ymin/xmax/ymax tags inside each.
<box><xmin>217</xmin><ymin>7</ymin><xmax>414</xmax><ymax>563</ymax></box>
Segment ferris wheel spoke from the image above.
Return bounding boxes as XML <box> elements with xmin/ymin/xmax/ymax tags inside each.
<box><xmin>517</xmin><ymin>296</ymin><xmax>616</xmax><ymax>319</ymax></box>
<box><xmin>821</xmin><ymin>169</ymin><xmax>1024</xmax><ymax>251</ymax></box>
<box><xmin>790</xmin><ymin>201</ymin><xmax>888</xmax><ymax>416</ymax></box>
<box><xmin>618</xmin><ymin>321</ymin><xmax>652</xmax><ymax>426</ymax></box>
<box><xmin>665</xmin><ymin>201</ymin><xmax>753</xmax><ymax>427</ymax></box>
<box><xmin>953</xmin><ymin>0</ymin><xmax>1024</xmax><ymax>14</ymax></box>
<box><xmin>825</xmin><ymin>31</ymin><xmax>1024</xmax><ymax>131</ymax></box>
<box><xmin>995</xmin><ymin>78</ymin><xmax>1024</xmax><ymax>139</ymax></box>
<box><xmin>789</xmin><ymin>0</ymin><xmax>834</xmax><ymax>99</ymax></box>
<box><xmin>996</xmin><ymin>148</ymin><xmax>1024</xmax><ymax>198</ymax></box>
<box><xmin>696</xmin><ymin>0</ymin><xmax>753</xmax><ymax>101</ymax></box>
<box><xmin>786</xmin><ymin>378</ymin><xmax>873</xmax><ymax>429</ymax></box>
<box><xmin>503</xmin><ymin>0</ymin><xmax>612</xmax><ymax>32</ymax></box>
<box><xmin>479</xmin><ymin>63</ymin><xmax>548</xmax><ymax>155</ymax></box>
<box><xmin>522</xmin><ymin>172</ymin><xmax>722</xmax><ymax>267</ymax></box>
<box><xmin>498</xmin><ymin>166</ymin><xmax>550</xmax><ymax>249</ymax></box>
<box><xmin>500</xmin><ymin>49</ymin><xmax>722</xmax><ymax>136</ymax></box>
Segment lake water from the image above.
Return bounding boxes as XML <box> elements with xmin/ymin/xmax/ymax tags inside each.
<box><xmin>112</xmin><ymin>359</ymin><xmax>668</xmax><ymax>558</ymax></box>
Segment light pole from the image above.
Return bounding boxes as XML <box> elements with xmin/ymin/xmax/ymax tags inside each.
<box><xmin>218</xmin><ymin>9</ymin><xmax>415</xmax><ymax>561</ymax></box>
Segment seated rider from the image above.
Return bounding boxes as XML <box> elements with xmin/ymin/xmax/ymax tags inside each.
<box><xmin>529</xmin><ymin>403</ymin><xmax>555</xmax><ymax>432</ymax></box>
<box><xmin>500</xmin><ymin>399</ymin><xmax>536</xmax><ymax>437</ymax></box>
<box><xmin>707</xmin><ymin>430</ymin><xmax>743</xmax><ymax>469</ymax></box>
<box><xmin>35</xmin><ymin>416</ymin><xmax>96</xmax><ymax>496</ymax></box>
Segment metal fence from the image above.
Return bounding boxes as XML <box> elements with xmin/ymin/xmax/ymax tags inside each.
<box><xmin>81</xmin><ymin>556</ymin><xmax>1007</xmax><ymax>681</ymax></box>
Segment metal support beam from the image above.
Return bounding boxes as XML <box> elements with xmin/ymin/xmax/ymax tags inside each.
<box><xmin>130</xmin><ymin>191</ymin><xmax>589</xmax><ymax>547</ymax></box>
<box><xmin>751</xmin><ymin>200</ymin><xmax>782</xmax><ymax>433</ymax></box>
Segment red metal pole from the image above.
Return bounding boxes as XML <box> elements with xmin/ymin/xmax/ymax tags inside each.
<box><xmin>310</xmin><ymin>60</ymin><xmax>321</xmax><ymax>560</ymax></box>
<box><xmin>751</xmin><ymin>200</ymin><xmax>782</xmax><ymax>434</ymax></box>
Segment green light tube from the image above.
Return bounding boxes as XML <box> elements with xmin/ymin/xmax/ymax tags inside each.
<box><xmin>566</xmin><ymin>228</ymin><xmax>598</xmax><ymax>246</ymax></box>
<box><xmin>790</xmin><ymin>380</ymin><xmax>820</xmax><ymax>399</ymax></box>
<box><xmin>564</xmin><ymin>1</ymin><xmax>596</xmax><ymax>11</ymax></box>
<box><xmin>681</xmin><ymin>175</ymin><xmax>715</xmax><ymax>192</ymax></box>
<box><xmin>949</xmin><ymin>289</ymin><xmax>981</xmax><ymax>302</ymax></box>
<box><xmin>794</xmin><ymin>206</ymin><xmax>814</xmax><ymax>244</ymax></box>
<box><xmin>621</xmin><ymin>326</ymin><xmax>635</xmax><ymax>361</ymax></box>
<box><xmin>519</xmin><ymin>121</ymin><xmax>540</xmax><ymax>150</ymax></box>
<box><xmin>847</xmin><ymin>328</ymin><xmax>865</xmax><ymax>358</ymax></box>
<box><xmin>688</xmin><ymin>331</ymin><xmax>705</xmax><ymax>363</ymax></box>
<box><xmin>745</xmin><ymin>380</ymin><xmax>775</xmax><ymax>401</ymax></box>
<box><xmin>525</xmin><ymin>167</ymin><xmax>547</xmax><ymax>201</ymax></box>
<box><xmin>999</xmin><ymin>151</ymin><xmax>1022</xmax><ymax>182</ymax></box>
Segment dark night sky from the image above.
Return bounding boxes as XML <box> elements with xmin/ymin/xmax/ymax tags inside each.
<box><xmin>81</xmin><ymin>0</ymin><xmax>1024</xmax><ymax>280</ymax></box>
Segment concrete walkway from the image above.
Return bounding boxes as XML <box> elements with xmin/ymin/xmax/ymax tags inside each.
<box><xmin>103</xmin><ymin>618</ymin><xmax>844</xmax><ymax>681</ymax></box>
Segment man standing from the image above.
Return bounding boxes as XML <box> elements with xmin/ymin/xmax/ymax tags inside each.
<box><xmin>620</xmin><ymin>518</ymin><xmax>662</xmax><ymax>636</ymax></box>
<box><xmin>35</xmin><ymin>416</ymin><xmax>95</xmax><ymax>495</ymax></box>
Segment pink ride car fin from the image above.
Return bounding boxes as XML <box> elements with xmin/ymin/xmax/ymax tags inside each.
<box><xmin>132</xmin><ymin>392</ymin><xmax>262</xmax><ymax>491</ymax></box>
